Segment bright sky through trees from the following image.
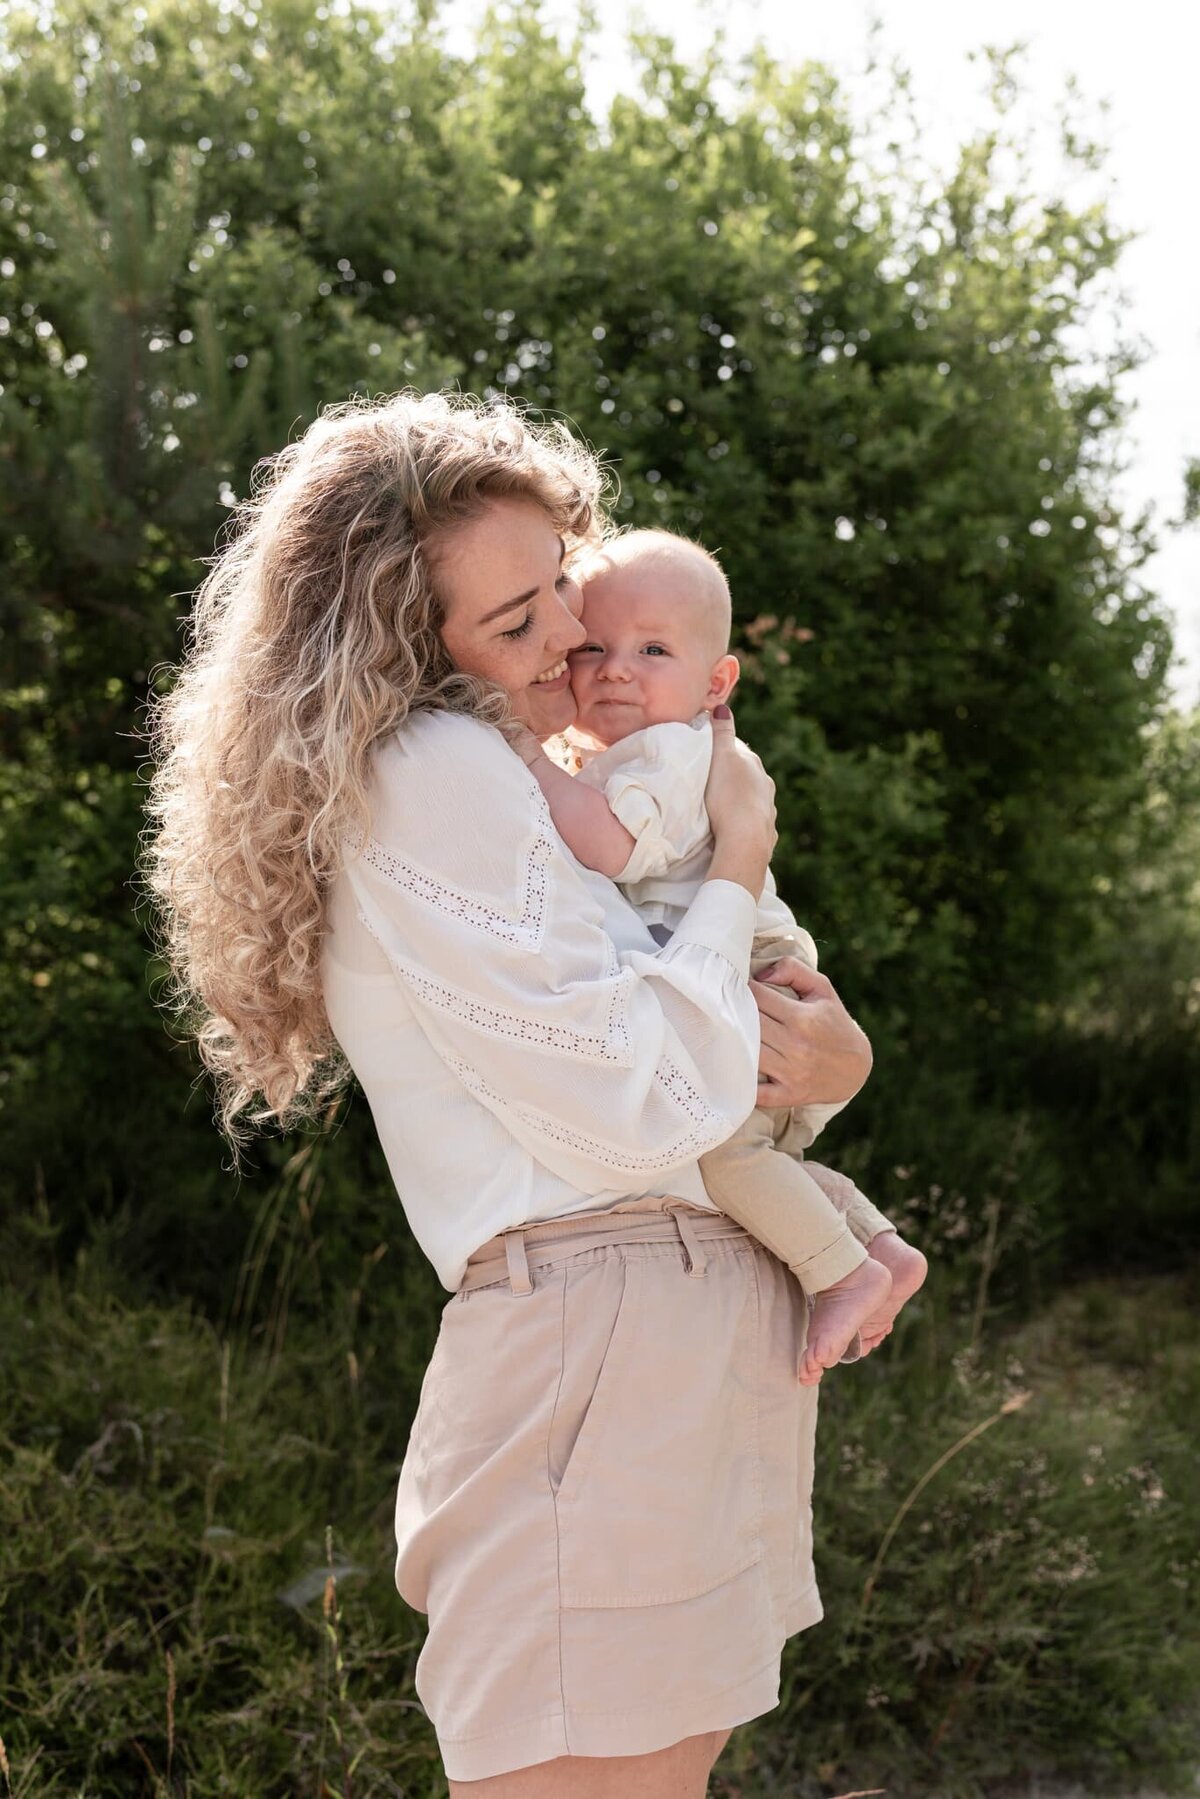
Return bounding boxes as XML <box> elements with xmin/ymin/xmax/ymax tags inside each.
<box><xmin>445</xmin><ymin>0</ymin><xmax>1200</xmax><ymax>705</ymax></box>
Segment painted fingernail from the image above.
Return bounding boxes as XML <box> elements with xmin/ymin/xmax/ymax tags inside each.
<box><xmin>713</xmin><ymin>703</ymin><xmax>732</xmax><ymax>719</ymax></box>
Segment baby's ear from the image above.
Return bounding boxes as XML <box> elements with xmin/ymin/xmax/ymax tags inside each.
<box><xmin>707</xmin><ymin>654</ymin><xmax>740</xmax><ymax>707</ymax></box>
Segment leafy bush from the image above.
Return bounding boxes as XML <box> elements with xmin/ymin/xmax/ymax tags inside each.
<box><xmin>1</xmin><ymin>0</ymin><xmax>1195</xmax><ymax>1288</ymax></box>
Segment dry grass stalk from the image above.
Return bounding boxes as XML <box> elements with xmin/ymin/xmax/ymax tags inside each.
<box><xmin>166</xmin><ymin>1647</ymin><xmax>176</xmax><ymax>1781</ymax></box>
<box><xmin>859</xmin><ymin>1391</ymin><xmax>1034</xmax><ymax>1619</ymax></box>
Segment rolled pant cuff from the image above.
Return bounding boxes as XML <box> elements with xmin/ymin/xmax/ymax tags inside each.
<box><xmin>850</xmin><ymin>1200</ymin><xmax>897</xmax><ymax>1244</ymax></box>
<box><xmin>788</xmin><ymin>1227</ymin><xmax>867</xmax><ymax>1293</ymax></box>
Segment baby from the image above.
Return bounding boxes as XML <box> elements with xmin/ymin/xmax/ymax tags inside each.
<box><xmin>514</xmin><ymin>529</ymin><xmax>926</xmax><ymax>1384</ymax></box>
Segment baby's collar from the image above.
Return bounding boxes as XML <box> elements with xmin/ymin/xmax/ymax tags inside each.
<box><xmin>559</xmin><ymin>713</ymin><xmax>711</xmax><ymax>773</ymax></box>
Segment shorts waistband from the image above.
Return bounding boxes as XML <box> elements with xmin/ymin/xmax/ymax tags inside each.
<box><xmin>459</xmin><ymin>1200</ymin><xmax>751</xmax><ymax>1296</ymax></box>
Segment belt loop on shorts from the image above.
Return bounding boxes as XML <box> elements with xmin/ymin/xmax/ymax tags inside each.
<box><xmin>666</xmin><ymin>1203</ymin><xmax>707</xmax><ymax>1278</ymax></box>
<box><xmin>504</xmin><ymin>1228</ymin><xmax>534</xmax><ymax>1296</ymax></box>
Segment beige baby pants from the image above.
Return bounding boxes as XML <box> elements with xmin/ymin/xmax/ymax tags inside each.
<box><xmin>698</xmin><ymin>933</ymin><xmax>895</xmax><ymax>1293</ymax></box>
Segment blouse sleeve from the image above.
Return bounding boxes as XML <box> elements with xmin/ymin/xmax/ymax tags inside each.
<box><xmin>343</xmin><ymin>711</ymin><xmax>761</xmax><ymax>1191</ymax></box>
<box><xmin>575</xmin><ymin>721</ymin><xmax>714</xmax><ymax>887</ymax></box>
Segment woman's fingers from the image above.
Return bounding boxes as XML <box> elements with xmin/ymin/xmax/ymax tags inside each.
<box><xmin>752</xmin><ymin>967</ymin><xmax>834</xmax><ymax>1023</ymax></box>
<box><xmin>750</xmin><ymin>963</ymin><xmax>873</xmax><ymax>1108</ymax></box>
<box><xmin>752</xmin><ymin>978</ymin><xmax>833</xmax><ymax>1078</ymax></box>
<box><xmin>753</xmin><ymin>991</ymin><xmax>800</xmax><ymax>1061</ymax></box>
<box><xmin>704</xmin><ymin>708</ymin><xmax>776</xmax><ymax>857</ymax></box>
<box><xmin>753</xmin><ymin>990</ymin><xmax>811</xmax><ymax>1105</ymax></box>
<box><xmin>754</xmin><ymin>956</ymin><xmax>834</xmax><ymax>1001</ymax></box>
<box><xmin>754</xmin><ymin>1019</ymin><xmax>813</xmax><ymax>1107</ymax></box>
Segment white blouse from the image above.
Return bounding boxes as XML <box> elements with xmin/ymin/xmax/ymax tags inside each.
<box><xmin>319</xmin><ymin>710</ymin><xmax>765</xmax><ymax>1290</ymax></box>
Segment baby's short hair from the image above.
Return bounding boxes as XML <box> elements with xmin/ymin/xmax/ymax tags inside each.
<box><xmin>575</xmin><ymin>528</ymin><xmax>731</xmax><ymax>655</ymax></box>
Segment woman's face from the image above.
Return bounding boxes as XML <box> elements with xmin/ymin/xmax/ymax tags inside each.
<box><xmin>435</xmin><ymin>496</ymin><xmax>587</xmax><ymax>738</ymax></box>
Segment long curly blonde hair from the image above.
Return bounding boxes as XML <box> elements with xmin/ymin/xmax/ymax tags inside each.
<box><xmin>140</xmin><ymin>389</ymin><xmax>608</xmax><ymax>1158</ymax></box>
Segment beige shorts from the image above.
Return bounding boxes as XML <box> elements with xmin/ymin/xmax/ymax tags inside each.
<box><xmin>393</xmin><ymin>1198</ymin><xmax>824</xmax><ymax>1781</ymax></box>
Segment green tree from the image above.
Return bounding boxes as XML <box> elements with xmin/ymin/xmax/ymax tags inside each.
<box><xmin>0</xmin><ymin>0</ymin><xmax>1192</xmax><ymax>1285</ymax></box>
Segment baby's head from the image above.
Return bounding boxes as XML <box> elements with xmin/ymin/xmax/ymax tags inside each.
<box><xmin>568</xmin><ymin>530</ymin><xmax>739</xmax><ymax>747</ymax></box>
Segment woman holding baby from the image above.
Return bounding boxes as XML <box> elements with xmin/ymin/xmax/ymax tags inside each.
<box><xmin>145</xmin><ymin>391</ymin><xmax>922</xmax><ymax>1796</ymax></box>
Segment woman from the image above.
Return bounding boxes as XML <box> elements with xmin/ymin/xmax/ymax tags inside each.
<box><xmin>144</xmin><ymin>391</ymin><xmax>874</xmax><ymax>1796</ymax></box>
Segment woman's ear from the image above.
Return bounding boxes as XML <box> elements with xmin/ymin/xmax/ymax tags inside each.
<box><xmin>705</xmin><ymin>654</ymin><xmax>740</xmax><ymax>709</ymax></box>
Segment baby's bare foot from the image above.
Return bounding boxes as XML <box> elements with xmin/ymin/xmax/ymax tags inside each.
<box><xmin>858</xmin><ymin>1232</ymin><xmax>928</xmax><ymax>1352</ymax></box>
<box><xmin>798</xmin><ymin>1258</ymin><xmax>893</xmax><ymax>1385</ymax></box>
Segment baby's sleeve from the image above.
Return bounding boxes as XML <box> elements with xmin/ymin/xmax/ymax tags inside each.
<box><xmin>576</xmin><ymin>722</ymin><xmax>714</xmax><ymax>887</ymax></box>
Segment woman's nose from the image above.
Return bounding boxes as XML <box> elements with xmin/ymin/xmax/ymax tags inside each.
<box><xmin>551</xmin><ymin>589</ymin><xmax>587</xmax><ymax>653</ymax></box>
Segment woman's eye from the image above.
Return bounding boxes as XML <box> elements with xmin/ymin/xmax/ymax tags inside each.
<box><xmin>501</xmin><ymin>613</ymin><xmax>534</xmax><ymax>640</ymax></box>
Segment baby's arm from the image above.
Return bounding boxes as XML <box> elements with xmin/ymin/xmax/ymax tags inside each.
<box><xmin>512</xmin><ymin>730</ymin><xmax>637</xmax><ymax>878</ymax></box>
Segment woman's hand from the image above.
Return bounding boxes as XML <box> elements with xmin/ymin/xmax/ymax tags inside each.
<box><xmin>704</xmin><ymin>705</ymin><xmax>776</xmax><ymax>900</ymax></box>
<box><xmin>752</xmin><ymin>957</ymin><xmax>873</xmax><ymax>1108</ymax></box>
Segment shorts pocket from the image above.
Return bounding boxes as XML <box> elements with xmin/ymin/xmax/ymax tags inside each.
<box><xmin>550</xmin><ymin>1245</ymin><xmax>763</xmax><ymax>1609</ymax></box>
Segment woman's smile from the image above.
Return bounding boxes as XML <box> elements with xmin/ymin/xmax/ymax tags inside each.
<box><xmin>531</xmin><ymin>658</ymin><xmax>571</xmax><ymax>688</ymax></box>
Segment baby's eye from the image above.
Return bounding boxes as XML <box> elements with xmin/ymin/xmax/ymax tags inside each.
<box><xmin>571</xmin><ymin>643</ymin><xmax>603</xmax><ymax>655</ymax></box>
<box><xmin>642</xmin><ymin>644</ymin><xmax>668</xmax><ymax>656</ymax></box>
<box><xmin>501</xmin><ymin>612</ymin><xmax>534</xmax><ymax>640</ymax></box>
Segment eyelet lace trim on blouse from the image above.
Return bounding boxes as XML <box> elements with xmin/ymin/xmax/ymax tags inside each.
<box><xmin>356</xmin><ymin>782</ymin><xmax>555</xmax><ymax>952</ymax></box>
<box><xmin>355</xmin><ymin>909</ymin><xmax>637</xmax><ymax>1066</ymax></box>
<box><xmin>446</xmin><ymin>1055</ymin><xmax>729</xmax><ymax>1174</ymax></box>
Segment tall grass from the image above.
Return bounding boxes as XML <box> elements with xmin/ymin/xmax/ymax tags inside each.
<box><xmin>1</xmin><ymin>1176</ymin><xmax>1197</xmax><ymax>1797</ymax></box>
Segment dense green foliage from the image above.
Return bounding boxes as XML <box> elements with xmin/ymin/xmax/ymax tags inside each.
<box><xmin>1</xmin><ymin>0</ymin><xmax>1198</xmax><ymax>1792</ymax></box>
<box><xmin>3</xmin><ymin>0</ymin><xmax>1198</xmax><ymax>1258</ymax></box>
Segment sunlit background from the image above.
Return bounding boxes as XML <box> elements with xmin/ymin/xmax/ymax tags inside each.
<box><xmin>446</xmin><ymin>0</ymin><xmax>1200</xmax><ymax>702</ymax></box>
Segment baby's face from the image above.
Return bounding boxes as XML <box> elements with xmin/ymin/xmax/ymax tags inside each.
<box><xmin>568</xmin><ymin>558</ymin><xmax>732</xmax><ymax>746</ymax></box>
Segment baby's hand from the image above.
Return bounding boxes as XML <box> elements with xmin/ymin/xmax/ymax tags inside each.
<box><xmin>510</xmin><ymin>725</ymin><xmax>548</xmax><ymax>769</ymax></box>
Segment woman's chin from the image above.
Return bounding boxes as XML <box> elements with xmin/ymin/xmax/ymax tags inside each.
<box><xmin>520</xmin><ymin>679</ymin><xmax>577</xmax><ymax>740</ymax></box>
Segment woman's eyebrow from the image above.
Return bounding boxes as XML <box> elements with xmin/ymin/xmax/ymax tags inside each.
<box><xmin>480</xmin><ymin>589</ymin><xmax>537</xmax><ymax>624</ymax></box>
<box><xmin>478</xmin><ymin>540</ymin><xmax>566</xmax><ymax>625</ymax></box>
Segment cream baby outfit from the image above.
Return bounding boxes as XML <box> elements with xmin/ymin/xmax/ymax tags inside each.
<box><xmin>569</xmin><ymin>712</ymin><xmax>895</xmax><ymax>1290</ymax></box>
